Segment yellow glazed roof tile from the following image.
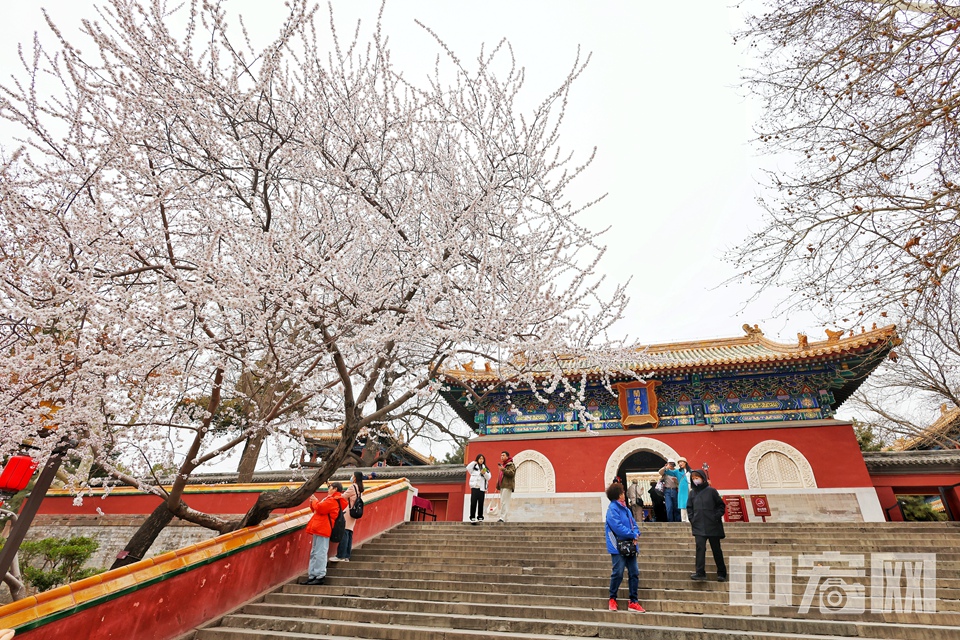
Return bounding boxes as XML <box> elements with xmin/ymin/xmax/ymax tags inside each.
<box><xmin>442</xmin><ymin>324</ymin><xmax>899</xmax><ymax>383</ymax></box>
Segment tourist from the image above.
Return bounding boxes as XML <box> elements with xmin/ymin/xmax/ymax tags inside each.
<box><xmin>658</xmin><ymin>459</ymin><xmax>681</xmax><ymax>522</ymax></box>
<box><xmin>301</xmin><ymin>482</ymin><xmax>348</xmax><ymax>585</ymax></box>
<box><xmin>496</xmin><ymin>451</ymin><xmax>516</xmax><ymax>522</ymax></box>
<box><xmin>677</xmin><ymin>457</ymin><xmax>692</xmax><ymax>523</ymax></box>
<box><xmin>687</xmin><ymin>469</ymin><xmax>727</xmax><ymax>582</ymax></box>
<box><xmin>333</xmin><ymin>471</ymin><xmax>364</xmax><ymax>562</ymax></box>
<box><xmin>465</xmin><ymin>454</ymin><xmax>492</xmax><ymax>523</ymax></box>
<box><xmin>648</xmin><ymin>480</ymin><xmax>667</xmax><ymax>522</ymax></box>
<box><xmin>604</xmin><ymin>481</ymin><xmax>645</xmax><ymax>613</ymax></box>
<box><xmin>626</xmin><ymin>478</ymin><xmax>644</xmax><ymax>522</ymax></box>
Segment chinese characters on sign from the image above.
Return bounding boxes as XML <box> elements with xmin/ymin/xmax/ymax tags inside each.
<box><xmin>723</xmin><ymin>495</ymin><xmax>748</xmax><ymax>523</ymax></box>
<box><xmin>751</xmin><ymin>495</ymin><xmax>771</xmax><ymax>521</ymax></box>
<box><xmin>730</xmin><ymin>551</ymin><xmax>937</xmax><ymax>615</ymax></box>
<box><xmin>614</xmin><ymin>380</ymin><xmax>661</xmax><ymax>427</ymax></box>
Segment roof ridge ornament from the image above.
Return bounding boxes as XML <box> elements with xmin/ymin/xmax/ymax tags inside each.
<box><xmin>742</xmin><ymin>323</ymin><xmax>764</xmax><ymax>338</ymax></box>
<box><xmin>797</xmin><ymin>333</ymin><xmax>810</xmax><ymax>350</ymax></box>
<box><xmin>824</xmin><ymin>328</ymin><xmax>844</xmax><ymax>343</ymax></box>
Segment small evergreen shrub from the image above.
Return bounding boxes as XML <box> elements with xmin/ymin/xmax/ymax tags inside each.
<box><xmin>15</xmin><ymin>536</ymin><xmax>103</xmax><ymax>592</ymax></box>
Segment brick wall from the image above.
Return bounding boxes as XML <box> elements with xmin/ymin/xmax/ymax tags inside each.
<box><xmin>22</xmin><ymin>514</ymin><xmax>220</xmax><ymax>569</ymax></box>
<box><xmin>0</xmin><ymin>514</ymin><xmax>220</xmax><ymax>605</ymax></box>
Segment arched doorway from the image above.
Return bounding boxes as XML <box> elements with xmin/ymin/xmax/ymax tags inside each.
<box><xmin>604</xmin><ymin>436</ymin><xmax>681</xmax><ymax>487</ymax></box>
<box><xmin>616</xmin><ymin>449</ymin><xmax>667</xmax><ymax>486</ymax></box>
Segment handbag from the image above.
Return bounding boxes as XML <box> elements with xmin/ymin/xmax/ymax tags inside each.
<box><xmin>616</xmin><ymin>538</ymin><xmax>636</xmax><ymax>557</ymax></box>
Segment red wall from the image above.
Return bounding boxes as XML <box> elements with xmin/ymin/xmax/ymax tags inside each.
<box><xmin>416</xmin><ymin>482</ymin><xmax>465</xmax><ymax>521</ymax></box>
<box><xmin>37</xmin><ymin>489</ymin><xmax>310</xmax><ymax>516</ymax></box>
<box><xmin>871</xmin><ymin>473</ymin><xmax>960</xmax><ymax>522</ymax></box>
<box><xmin>22</xmin><ymin>529</ymin><xmax>313</xmax><ymax>640</ymax></box>
<box><xmin>466</xmin><ymin>423</ymin><xmax>871</xmax><ymax>491</ymax></box>
<box><xmin>9</xmin><ymin>483</ymin><xmax>412</xmax><ymax>640</ymax></box>
<box><xmin>39</xmin><ymin>481</ymin><xmax>465</xmax><ymax>522</ymax></box>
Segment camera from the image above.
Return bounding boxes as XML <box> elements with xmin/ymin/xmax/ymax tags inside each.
<box><xmin>817</xmin><ymin>577</ymin><xmax>865</xmax><ymax>614</ymax></box>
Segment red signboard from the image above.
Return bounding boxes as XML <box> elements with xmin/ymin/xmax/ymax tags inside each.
<box><xmin>722</xmin><ymin>495</ymin><xmax>748</xmax><ymax>523</ymax></box>
<box><xmin>751</xmin><ymin>494</ymin><xmax>771</xmax><ymax>517</ymax></box>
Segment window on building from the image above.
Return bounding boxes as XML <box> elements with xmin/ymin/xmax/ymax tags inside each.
<box><xmin>515</xmin><ymin>459</ymin><xmax>547</xmax><ymax>493</ymax></box>
<box><xmin>756</xmin><ymin>451</ymin><xmax>805</xmax><ymax>488</ymax></box>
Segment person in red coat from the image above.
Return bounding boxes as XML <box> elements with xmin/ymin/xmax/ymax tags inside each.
<box><xmin>301</xmin><ymin>482</ymin><xmax>347</xmax><ymax>585</ymax></box>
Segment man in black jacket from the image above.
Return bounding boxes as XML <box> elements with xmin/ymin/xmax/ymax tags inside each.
<box><xmin>647</xmin><ymin>480</ymin><xmax>667</xmax><ymax>523</ymax></box>
<box><xmin>687</xmin><ymin>469</ymin><xmax>727</xmax><ymax>582</ymax></box>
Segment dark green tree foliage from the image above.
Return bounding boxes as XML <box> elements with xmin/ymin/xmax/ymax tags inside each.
<box><xmin>854</xmin><ymin>420</ymin><xmax>886</xmax><ymax>451</ymax></box>
<box><xmin>439</xmin><ymin>440</ymin><xmax>466</xmax><ymax>465</ymax></box>
<box><xmin>15</xmin><ymin>536</ymin><xmax>102</xmax><ymax>592</ymax></box>
<box><xmin>898</xmin><ymin>495</ymin><xmax>947</xmax><ymax>522</ymax></box>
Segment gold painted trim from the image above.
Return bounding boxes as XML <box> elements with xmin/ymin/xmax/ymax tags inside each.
<box><xmin>614</xmin><ymin>380</ymin><xmax>661</xmax><ymax>428</ymax></box>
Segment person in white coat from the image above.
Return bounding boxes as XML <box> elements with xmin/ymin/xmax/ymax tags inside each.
<box><xmin>332</xmin><ymin>471</ymin><xmax>364</xmax><ymax>562</ymax></box>
<box><xmin>465</xmin><ymin>454</ymin><xmax>492</xmax><ymax>524</ymax></box>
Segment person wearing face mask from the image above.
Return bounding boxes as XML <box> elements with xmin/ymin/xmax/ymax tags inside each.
<box><xmin>687</xmin><ymin>469</ymin><xmax>727</xmax><ymax>583</ymax></box>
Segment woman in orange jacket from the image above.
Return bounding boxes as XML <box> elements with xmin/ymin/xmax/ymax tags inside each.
<box><xmin>301</xmin><ymin>482</ymin><xmax>347</xmax><ymax>585</ymax></box>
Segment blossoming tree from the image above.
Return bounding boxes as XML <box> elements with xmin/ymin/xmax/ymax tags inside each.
<box><xmin>0</xmin><ymin>0</ymin><xmax>632</xmax><ymax>564</ymax></box>
<box><xmin>734</xmin><ymin>0</ymin><xmax>960</xmax><ymax>442</ymax></box>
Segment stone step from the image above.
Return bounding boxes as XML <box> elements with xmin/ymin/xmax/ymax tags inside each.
<box><xmin>352</xmin><ymin>546</ymin><xmax>960</xmax><ymax>560</ymax></box>
<box><xmin>387</xmin><ymin>524</ymin><xmax>960</xmax><ymax>533</ymax></box>
<box><xmin>256</xmin><ymin>592</ymin><xmax>960</xmax><ymax>640</ymax></box>
<box><xmin>383</xmin><ymin>529</ymin><xmax>960</xmax><ymax>548</ymax></box>
<box><xmin>312</xmin><ymin>573</ymin><xmax>960</xmax><ymax>612</ymax></box>
<box><xmin>358</xmin><ymin>546</ymin><xmax>960</xmax><ymax>561</ymax></box>
<box><xmin>193</xmin><ymin>521</ymin><xmax>960</xmax><ymax>640</ymax></box>
<box><xmin>277</xmin><ymin>583</ymin><xmax>960</xmax><ymax>628</ymax></box>
<box><xmin>393</xmin><ymin>525</ymin><xmax>960</xmax><ymax>536</ymax></box>
<box><xmin>196</xmin><ymin>610</ymin><xmax>919</xmax><ymax>640</ymax></box>
<box><xmin>326</xmin><ymin>563</ymin><xmax>960</xmax><ymax>592</ymax></box>
<box><xmin>350</xmin><ymin>546</ymin><xmax>960</xmax><ymax>577</ymax></box>
<box><xmin>376</xmin><ymin>528</ymin><xmax>960</xmax><ymax>548</ymax></box>
<box><xmin>401</xmin><ymin>521</ymin><xmax>960</xmax><ymax>528</ymax></box>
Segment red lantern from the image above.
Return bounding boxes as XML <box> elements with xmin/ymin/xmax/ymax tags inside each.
<box><xmin>0</xmin><ymin>455</ymin><xmax>39</xmax><ymax>494</ymax></box>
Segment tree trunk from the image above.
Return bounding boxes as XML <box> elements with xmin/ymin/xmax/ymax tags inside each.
<box><xmin>1</xmin><ymin>509</ymin><xmax>26</xmax><ymax>601</ymax></box>
<box><xmin>236</xmin><ymin>431</ymin><xmax>267</xmax><ymax>483</ymax></box>
<box><xmin>236</xmin><ymin>417</ymin><xmax>364</xmax><ymax>529</ymax></box>
<box><xmin>2</xmin><ymin>554</ymin><xmax>26</xmax><ymax>601</ymax></box>
<box><xmin>110</xmin><ymin>502</ymin><xmax>175</xmax><ymax>569</ymax></box>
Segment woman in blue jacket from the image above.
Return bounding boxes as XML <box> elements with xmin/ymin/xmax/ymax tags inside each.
<box><xmin>604</xmin><ymin>482</ymin><xmax>645</xmax><ymax>613</ymax></box>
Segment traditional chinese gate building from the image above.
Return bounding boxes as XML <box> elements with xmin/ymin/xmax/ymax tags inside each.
<box><xmin>441</xmin><ymin>324</ymin><xmax>901</xmax><ymax>522</ymax></box>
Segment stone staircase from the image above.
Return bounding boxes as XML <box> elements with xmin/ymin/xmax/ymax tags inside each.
<box><xmin>192</xmin><ymin>521</ymin><xmax>960</xmax><ymax>640</ymax></box>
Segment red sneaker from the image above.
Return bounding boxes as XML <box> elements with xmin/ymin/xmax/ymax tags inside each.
<box><xmin>608</xmin><ymin>598</ymin><xmax>618</xmax><ymax>611</ymax></box>
<box><xmin>628</xmin><ymin>602</ymin><xmax>645</xmax><ymax>613</ymax></box>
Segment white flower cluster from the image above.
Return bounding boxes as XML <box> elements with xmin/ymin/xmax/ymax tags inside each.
<box><xmin>0</xmin><ymin>0</ymin><xmax>631</xmax><ymax>527</ymax></box>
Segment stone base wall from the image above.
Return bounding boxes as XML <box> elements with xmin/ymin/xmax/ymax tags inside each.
<box><xmin>11</xmin><ymin>514</ymin><xmax>219</xmax><ymax>571</ymax></box>
<box><xmin>470</xmin><ymin>493</ymin><xmax>604</xmax><ymax>523</ymax></box>
<box><xmin>734</xmin><ymin>491</ymin><xmax>863</xmax><ymax>523</ymax></box>
<box><xmin>717</xmin><ymin>488</ymin><xmax>887</xmax><ymax>523</ymax></box>
<box><xmin>460</xmin><ymin>488</ymin><xmax>882</xmax><ymax>524</ymax></box>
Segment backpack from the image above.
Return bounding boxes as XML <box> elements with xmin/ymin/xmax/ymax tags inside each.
<box><xmin>349</xmin><ymin>491</ymin><xmax>364</xmax><ymax>519</ymax></box>
<box><xmin>328</xmin><ymin>500</ymin><xmax>346</xmax><ymax>543</ymax></box>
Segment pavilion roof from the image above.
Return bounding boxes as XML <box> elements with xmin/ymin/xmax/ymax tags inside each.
<box><xmin>441</xmin><ymin>323</ymin><xmax>900</xmax><ymax>385</ymax></box>
<box><xmin>862</xmin><ymin>449</ymin><xmax>960</xmax><ymax>474</ymax></box>
<box><xmin>298</xmin><ymin>427</ymin><xmax>434</xmax><ymax>465</ymax></box>
<box><xmin>892</xmin><ymin>403</ymin><xmax>960</xmax><ymax>451</ymax></box>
